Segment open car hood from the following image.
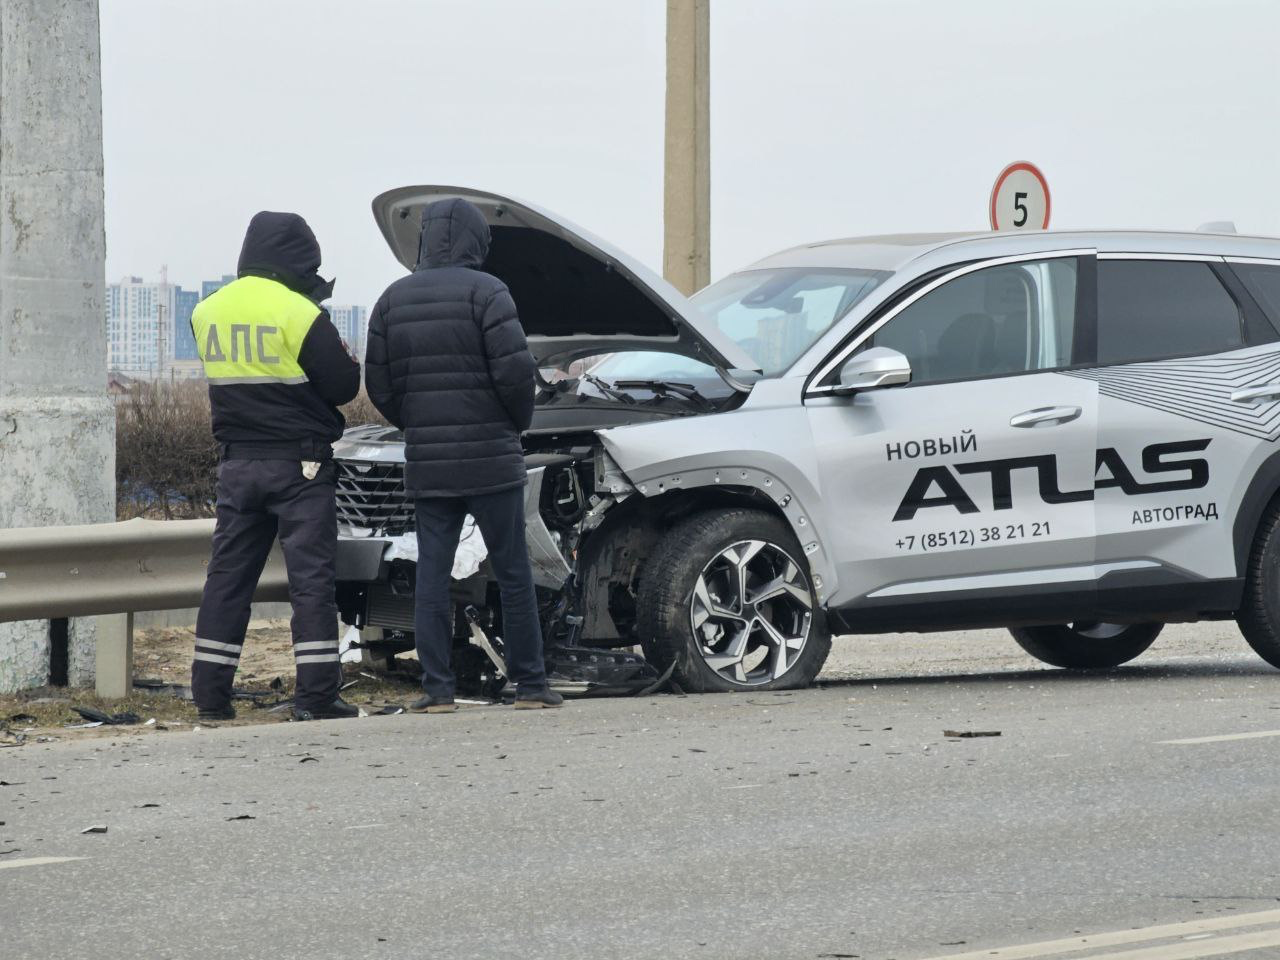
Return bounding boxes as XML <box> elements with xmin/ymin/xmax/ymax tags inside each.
<box><xmin>371</xmin><ymin>185</ymin><xmax>761</xmax><ymax>374</ymax></box>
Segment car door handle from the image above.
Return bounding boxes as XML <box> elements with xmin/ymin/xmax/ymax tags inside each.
<box><xmin>1231</xmin><ymin>384</ymin><xmax>1280</xmax><ymax>404</ymax></box>
<box><xmin>1009</xmin><ymin>405</ymin><xmax>1082</xmax><ymax>428</ymax></box>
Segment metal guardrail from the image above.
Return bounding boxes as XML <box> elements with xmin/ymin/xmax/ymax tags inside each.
<box><xmin>0</xmin><ymin>518</ymin><xmax>289</xmax><ymax>697</ymax></box>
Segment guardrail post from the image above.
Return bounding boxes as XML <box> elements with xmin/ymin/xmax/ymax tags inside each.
<box><xmin>94</xmin><ymin>612</ymin><xmax>133</xmax><ymax>699</ymax></box>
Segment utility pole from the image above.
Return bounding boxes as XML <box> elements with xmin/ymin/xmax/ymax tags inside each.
<box><xmin>663</xmin><ymin>0</ymin><xmax>710</xmax><ymax>296</ymax></box>
<box><xmin>0</xmin><ymin>0</ymin><xmax>113</xmax><ymax>691</ymax></box>
<box><xmin>156</xmin><ymin>264</ymin><xmax>169</xmax><ymax>382</ymax></box>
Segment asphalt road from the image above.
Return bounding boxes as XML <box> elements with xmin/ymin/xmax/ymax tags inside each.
<box><xmin>3</xmin><ymin>623</ymin><xmax>1280</xmax><ymax>960</ymax></box>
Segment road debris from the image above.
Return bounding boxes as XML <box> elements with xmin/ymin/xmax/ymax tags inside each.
<box><xmin>80</xmin><ymin>825</ymin><xmax>107</xmax><ymax>834</ymax></box>
<box><xmin>943</xmin><ymin>730</ymin><xmax>1002</xmax><ymax>738</ymax></box>
<box><xmin>71</xmin><ymin>706</ymin><xmax>140</xmax><ymax>726</ymax></box>
<box><xmin>225</xmin><ymin>814</ymin><xmax>256</xmax><ymax>821</ymax></box>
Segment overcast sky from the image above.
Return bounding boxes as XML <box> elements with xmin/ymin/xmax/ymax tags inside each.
<box><xmin>101</xmin><ymin>0</ymin><xmax>1280</xmax><ymax>309</ymax></box>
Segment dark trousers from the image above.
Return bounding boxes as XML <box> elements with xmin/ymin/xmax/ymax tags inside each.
<box><xmin>414</xmin><ymin>485</ymin><xmax>548</xmax><ymax>698</ymax></box>
<box><xmin>193</xmin><ymin>459</ymin><xmax>341</xmax><ymax>712</ymax></box>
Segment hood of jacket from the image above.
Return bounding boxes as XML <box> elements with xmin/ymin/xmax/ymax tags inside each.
<box><xmin>237</xmin><ymin>211</ymin><xmax>334</xmax><ymax>301</ymax></box>
<box><xmin>417</xmin><ymin>197</ymin><xmax>490</xmax><ymax>270</ymax></box>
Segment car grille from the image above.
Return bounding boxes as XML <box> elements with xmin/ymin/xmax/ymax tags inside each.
<box><xmin>335</xmin><ymin>459</ymin><xmax>414</xmax><ymax>536</ymax></box>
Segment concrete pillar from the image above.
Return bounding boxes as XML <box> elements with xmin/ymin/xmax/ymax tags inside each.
<box><xmin>663</xmin><ymin>0</ymin><xmax>710</xmax><ymax>296</ymax></box>
<box><xmin>94</xmin><ymin>613</ymin><xmax>133</xmax><ymax>699</ymax></box>
<box><xmin>0</xmin><ymin>0</ymin><xmax>114</xmax><ymax>692</ymax></box>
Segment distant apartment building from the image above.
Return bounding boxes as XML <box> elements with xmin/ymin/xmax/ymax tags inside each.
<box><xmin>173</xmin><ymin>288</ymin><xmax>200</xmax><ymax>360</ymax></box>
<box><xmin>327</xmin><ymin>304</ymin><xmax>369</xmax><ymax>359</ymax></box>
<box><xmin>106</xmin><ymin>277</ymin><xmax>181</xmax><ymax>378</ymax></box>
<box><xmin>201</xmin><ymin>274</ymin><xmax>235</xmax><ymax>300</ymax></box>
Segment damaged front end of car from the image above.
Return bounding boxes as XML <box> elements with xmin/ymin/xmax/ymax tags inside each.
<box><xmin>332</xmin><ymin>415</ymin><xmax>672</xmax><ymax>698</ymax></box>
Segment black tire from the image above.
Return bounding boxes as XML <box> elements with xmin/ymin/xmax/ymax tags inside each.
<box><xmin>636</xmin><ymin>508</ymin><xmax>832</xmax><ymax>692</ymax></box>
<box><xmin>1009</xmin><ymin>622</ymin><xmax>1162</xmax><ymax>669</ymax></box>
<box><xmin>1237</xmin><ymin>498</ymin><xmax>1280</xmax><ymax>668</ymax></box>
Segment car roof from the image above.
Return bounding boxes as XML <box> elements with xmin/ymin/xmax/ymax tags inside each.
<box><xmin>744</xmin><ymin>229</ymin><xmax>1280</xmax><ymax>273</ymax></box>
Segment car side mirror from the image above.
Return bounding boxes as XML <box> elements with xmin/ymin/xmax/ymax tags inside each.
<box><xmin>834</xmin><ymin>347</ymin><xmax>912</xmax><ymax>395</ymax></box>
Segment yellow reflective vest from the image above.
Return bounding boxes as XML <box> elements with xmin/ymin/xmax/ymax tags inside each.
<box><xmin>191</xmin><ymin>275</ymin><xmax>360</xmax><ymax>449</ymax></box>
<box><xmin>192</xmin><ymin>275</ymin><xmax>321</xmax><ymax>385</ymax></box>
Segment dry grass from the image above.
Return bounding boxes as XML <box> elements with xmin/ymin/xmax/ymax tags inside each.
<box><xmin>115</xmin><ymin>381</ymin><xmax>218</xmax><ymax>520</ymax></box>
<box><xmin>340</xmin><ymin>390</ymin><xmax>390</xmax><ymax>428</ymax></box>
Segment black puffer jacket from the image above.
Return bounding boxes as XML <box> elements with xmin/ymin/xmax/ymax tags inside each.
<box><xmin>365</xmin><ymin>198</ymin><xmax>536</xmax><ymax>498</ymax></box>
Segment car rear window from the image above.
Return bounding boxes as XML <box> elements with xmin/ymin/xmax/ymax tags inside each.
<box><xmin>1096</xmin><ymin>260</ymin><xmax>1243</xmax><ymax>365</ymax></box>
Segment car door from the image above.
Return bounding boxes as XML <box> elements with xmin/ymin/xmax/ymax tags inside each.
<box><xmin>1077</xmin><ymin>253</ymin><xmax>1280</xmax><ymax>614</ymax></box>
<box><xmin>804</xmin><ymin>250</ymin><xmax>1100</xmax><ymax>630</ymax></box>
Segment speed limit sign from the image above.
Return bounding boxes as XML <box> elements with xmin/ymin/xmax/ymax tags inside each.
<box><xmin>989</xmin><ymin>161</ymin><xmax>1050</xmax><ymax>231</ymax></box>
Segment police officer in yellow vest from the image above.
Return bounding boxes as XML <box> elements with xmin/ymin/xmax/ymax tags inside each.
<box><xmin>191</xmin><ymin>211</ymin><xmax>361</xmax><ymax>722</ymax></box>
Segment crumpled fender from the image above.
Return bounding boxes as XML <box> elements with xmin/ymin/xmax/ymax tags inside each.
<box><xmin>595</xmin><ymin>396</ymin><xmax>838</xmax><ymax>607</ymax></box>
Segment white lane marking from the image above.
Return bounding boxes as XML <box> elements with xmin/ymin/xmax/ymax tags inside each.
<box><xmin>1159</xmin><ymin>730</ymin><xmax>1280</xmax><ymax>745</ymax></box>
<box><xmin>916</xmin><ymin>908</ymin><xmax>1280</xmax><ymax>960</ymax></box>
<box><xmin>0</xmin><ymin>856</ymin><xmax>85</xmax><ymax>871</ymax></box>
<box><xmin>1085</xmin><ymin>926</ymin><xmax>1280</xmax><ymax>959</ymax></box>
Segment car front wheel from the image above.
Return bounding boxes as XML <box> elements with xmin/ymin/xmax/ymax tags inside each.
<box><xmin>1009</xmin><ymin>622</ymin><xmax>1162</xmax><ymax>669</ymax></box>
<box><xmin>637</xmin><ymin>508</ymin><xmax>832</xmax><ymax>692</ymax></box>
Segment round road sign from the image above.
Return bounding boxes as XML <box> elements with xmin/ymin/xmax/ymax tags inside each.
<box><xmin>989</xmin><ymin>161</ymin><xmax>1050</xmax><ymax>231</ymax></box>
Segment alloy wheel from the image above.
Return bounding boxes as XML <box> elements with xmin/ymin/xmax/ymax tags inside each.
<box><xmin>689</xmin><ymin>539</ymin><xmax>813</xmax><ymax>686</ymax></box>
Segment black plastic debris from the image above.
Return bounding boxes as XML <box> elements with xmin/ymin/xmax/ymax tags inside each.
<box><xmin>7</xmin><ymin>713</ymin><xmax>36</xmax><ymax>724</ymax></box>
<box><xmin>943</xmin><ymin>729</ymin><xmax>1002</xmax><ymax>738</ymax></box>
<box><xmin>225</xmin><ymin>814</ymin><xmax>255</xmax><ymax>821</ymax></box>
<box><xmin>72</xmin><ymin>706</ymin><xmax>140</xmax><ymax>726</ymax></box>
<box><xmin>80</xmin><ymin>825</ymin><xmax>107</xmax><ymax>834</ymax></box>
<box><xmin>299</xmin><ymin>756</ymin><xmax>319</xmax><ymax>763</ymax></box>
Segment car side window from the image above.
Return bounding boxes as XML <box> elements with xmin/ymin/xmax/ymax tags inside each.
<box><xmin>865</xmin><ymin>258</ymin><xmax>1078</xmax><ymax>385</ymax></box>
<box><xmin>1096</xmin><ymin>260</ymin><xmax>1242</xmax><ymax>365</ymax></box>
<box><xmin>1227</xmin><ymin>261</ymin><xmax>1280</xmax><ymax>336</ymax></box>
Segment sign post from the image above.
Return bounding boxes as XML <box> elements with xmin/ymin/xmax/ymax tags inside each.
<box><xmin>989</xmin><ymin>162</ymin><xmax>1051</xmax><ymax>231</ymax></box>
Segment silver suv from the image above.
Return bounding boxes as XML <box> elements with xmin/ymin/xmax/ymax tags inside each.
<box><xmin>335</xmin><ymin>185</ymin><xmax>1280</xmax><ymax>692</ymax></box>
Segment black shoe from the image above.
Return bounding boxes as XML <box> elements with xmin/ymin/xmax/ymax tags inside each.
<box><xmin>291</xmin><ymin>697</ymin><xmax>360</xmax><ymax>721</ymax></box>
<box><xmin>409</xmin><ymin>694</ymin><xmax>458</xmax><ymax>714</ymax></box>
<box><xmin>196</xmin><ymin>705</ymin><xmax>236</xmax><ymax>723</ymax></box>
<box><xmin>514</xmin><ymin>688</ymin><xmax>564</xmax><ymax>710</ymax></box>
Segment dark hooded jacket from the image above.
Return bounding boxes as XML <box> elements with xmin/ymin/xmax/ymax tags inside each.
<box><xmin>196</xmin><ymin>211</ymin><xmax>360</xmax><ymax>454</ymax></box>
<box><xmin>364</xmin><ymin>198</ymin><xmax>536</xmax><ymax>497</ymax></box>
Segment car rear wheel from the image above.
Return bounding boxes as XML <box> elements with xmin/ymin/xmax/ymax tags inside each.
<box><xmin>636</xmin><ymin>508</ymin><xmax>832</xmax><ymax>692</ymax></box>
<box><xmin>1236</xmin><ymin>498</ymin><xmax>1280</xmax><ymax>669</ymax></box>
<box><xmin>1009</xmin><ymin>622</ymin><xmax>1162</xmax><ymax>669</ymax></box>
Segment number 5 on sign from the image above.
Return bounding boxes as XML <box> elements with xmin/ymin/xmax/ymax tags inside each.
<box><xmin>989</xmin><ymin>161</ymin><xmax>1050</xmax><ymax>231</ymax></box>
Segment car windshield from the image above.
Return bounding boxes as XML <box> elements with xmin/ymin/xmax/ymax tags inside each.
<box><xmin>590</xmin><ymin>267</ymin><xmax>890</xmax><ymax>387</ymax></box>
